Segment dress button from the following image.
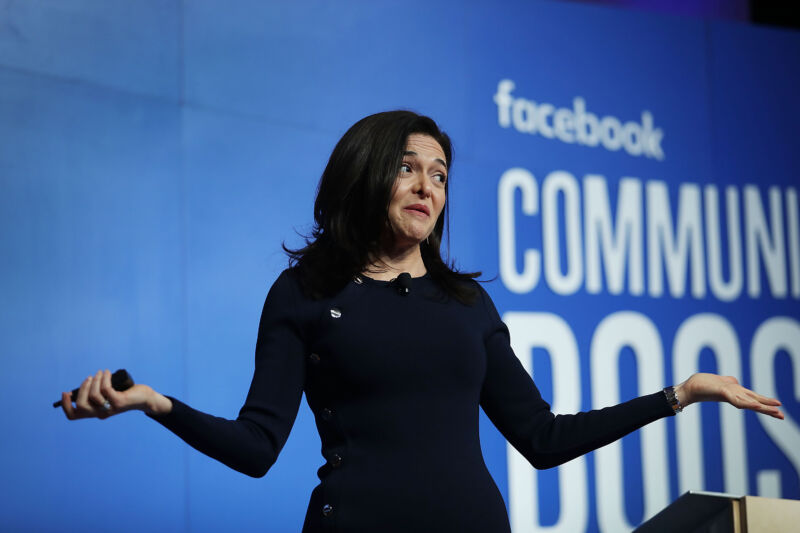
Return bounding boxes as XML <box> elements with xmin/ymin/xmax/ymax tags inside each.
<box><xmin>322</xmin><ymin>504</ymin><xmax>333</xmax><ymax>517</ymax></box>
<box><xmin>321</xmin><ymin>408</ymin><xmax>333</xmax><ymax>420</ymax></box>
<box><xmin>330</xmin><ymin>307</ymin><xmax>342</xmax><ymax>318</ymax></box>
<box><xmin>309</xmin><ymin>353</ymin><xmax>320</xmax><ymax>364</ymax></box>
<box><xmin>329</xmin><ymin>453</ymin><xmax>342</xmax><ymax>468</ymax></box>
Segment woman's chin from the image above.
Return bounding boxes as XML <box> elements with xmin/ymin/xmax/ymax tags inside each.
<box><xmin>390</xmin><ymin>233</ymin><xmax>427</xmax><ymax>250</ymax></box>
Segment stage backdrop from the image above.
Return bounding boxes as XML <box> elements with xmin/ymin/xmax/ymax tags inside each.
<box><xmin>1</xmin><ymin>1</ymin><xmax>798</xmax><ymax>532</ymax></box>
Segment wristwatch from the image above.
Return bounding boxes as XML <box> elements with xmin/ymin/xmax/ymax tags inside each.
<box><xmin>663</xmin><ymin>386</ymin><xmax>683</xmax><ymax>413</ymax></box>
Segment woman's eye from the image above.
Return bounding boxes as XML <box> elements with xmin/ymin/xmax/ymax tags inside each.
<box><xmin>400</xmin><ymin>163</ymin><xmax>412</xmax><ymax>173</ymax></box>
<box><xmin>434</xmin><ymin>174</ymin><xmax>447</xmax><ymax>184</ymax></box>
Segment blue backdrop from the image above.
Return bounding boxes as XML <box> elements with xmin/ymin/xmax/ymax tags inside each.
<box><xmin>1</xmin><ymin>1</ymin><xmax>798</xmax><ymax>532</ymax></box>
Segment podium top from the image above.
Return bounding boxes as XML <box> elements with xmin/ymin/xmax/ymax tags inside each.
<box><xmin>635</xmin><ymin>491</ymin><xmax>742</xmax><ymax>533</ymax></box>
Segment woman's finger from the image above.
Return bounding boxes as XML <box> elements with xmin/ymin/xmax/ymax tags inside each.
<box><xmin>735</xmin><ymin>386</ymin><xmax>781</xmax><ymax>410</ymax></box>
<box><xmin>753</xmin><ymin>396</ymin><xmax>785</xmax><ymax>419</ymax></box>
<box><xmin>60</xmin><ymin>391</ymin><xmax>77</xmax><ymax>420</ymax></box>
<box><xmin>747</xmin><ymin>389</ymin><xmax>782</xmax><ymax>406</ymax></box>
<box><xmin>100</xmin><ymin>369</ymin><xmax>122</xmax><ymax>413</ymax></box>
<box><xmin>89</xmin><ymin>369</ymin><xmax>105</xmax><ymax>408</ymax></box>
<box><xmin>729</xmin><ymin>386</ymin><xmax>784</xmax><ymax>419</ymax></box>
<box><xmin>74</xmin><ymin>376</ymin><xmax>93</xmax><ymax>413</ymax></box>
<box><xmin>749</xmin><ymin>400</ymin><xmax>784</xmax><ymax>419</ymax></box>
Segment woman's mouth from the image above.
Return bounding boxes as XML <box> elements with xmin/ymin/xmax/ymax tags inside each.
<box><xmin>404</xmin><ymin>204</ymin><xmax>430</xmax><ymax>217</ymax></box>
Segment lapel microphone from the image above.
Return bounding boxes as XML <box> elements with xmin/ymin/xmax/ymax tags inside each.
<box><xmin>395</xmin><ymin>272</ymin><xmax>412</xmax><ymax>295</ymax></box>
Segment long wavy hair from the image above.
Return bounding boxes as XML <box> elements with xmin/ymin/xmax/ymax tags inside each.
<box><xmin>284</xmin><ymin>110</ymin><xmax>480</xmax><ymax>304</ymax></box>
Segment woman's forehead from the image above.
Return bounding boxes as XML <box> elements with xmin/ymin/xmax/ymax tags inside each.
<box><xmin>404</xmin><ymin>134</ymin><xmax>447</xmax><ymax>166</ymax></box>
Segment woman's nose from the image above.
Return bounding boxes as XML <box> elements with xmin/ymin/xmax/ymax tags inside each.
<box><xmin>414</xmin><ymin>174</ymin><xmax>432</xmax><ymax>197</ymax></box>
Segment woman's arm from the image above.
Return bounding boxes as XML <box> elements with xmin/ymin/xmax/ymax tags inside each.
<box><xmin>479</xmin><ymin>325</ymin><xmax>676</xmax><ymax>469</ymax></box>
<box><xmin>477</xmin><ymin>286</ymin><xmax>782</xmax><ymax>470</ymax></box>
<box><xmin>60</xmin><ymin>270</ymin><xmax>308</xmax><ymax>478</ymax></box>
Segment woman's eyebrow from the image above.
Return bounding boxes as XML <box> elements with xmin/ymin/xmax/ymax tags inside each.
<box><xmin>402</xmin><ymin>151</ymin><xmax>448</xmax><ymax>169</ymax></box>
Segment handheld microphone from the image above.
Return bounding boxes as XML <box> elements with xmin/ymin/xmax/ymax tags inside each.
<box><xmin>53</xmin><ymin>369</ymin><xmax>135</xmax><ymax>407</ymax></box>
<box><xmin>396</xmin><ymin>272</ymin><xmax>412</xmax><ymax>295</ymax></box>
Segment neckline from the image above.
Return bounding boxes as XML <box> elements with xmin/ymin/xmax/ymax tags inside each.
<box><xmin>356</xmin><ymin>272</ymin><xmax>431</xmax><ymax>285</ymax></box>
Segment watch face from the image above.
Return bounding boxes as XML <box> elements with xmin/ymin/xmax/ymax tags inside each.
<box><xmin>664</xmin><ymin>387</ymin><xmax>682</xmax><ymax>413</ymax></box>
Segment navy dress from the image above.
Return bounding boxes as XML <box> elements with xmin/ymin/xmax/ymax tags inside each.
<box><xmin>151</xmin><ymin>269</ymin><xmax>673</xmax><ymax>532</ymax></box>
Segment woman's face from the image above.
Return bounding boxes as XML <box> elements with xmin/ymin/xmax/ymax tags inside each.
<box><xmin>385</xmin><ymin>133</ymin><xmax>447</xmax><ymax>249</ymax></box>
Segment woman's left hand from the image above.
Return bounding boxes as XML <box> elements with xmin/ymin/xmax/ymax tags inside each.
<box><xmin>674</xmin><ymin>373</ymin><xmax>783</xmax><ymax>419</ymax></box>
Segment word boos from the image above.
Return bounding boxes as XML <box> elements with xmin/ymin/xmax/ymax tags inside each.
<box><xmin>493</xmin><ymin>79</ymin><xmax>665</xmax><ymax>160</ymax></box>
<box><xmin>504</xmin><ymin>310</ymin><xmax>800</xmax><ymax>532</ymax></box>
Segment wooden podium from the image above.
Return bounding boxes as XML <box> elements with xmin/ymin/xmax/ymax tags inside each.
<box><xmin>635</xmin><ymin>491</ymin><xmax>800</xmax><ymax>533</ymax></box>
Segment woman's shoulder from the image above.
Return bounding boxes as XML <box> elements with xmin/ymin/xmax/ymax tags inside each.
<box><xmin>464</xmin><ymin>279</ymin><xmax>504</xmax><ymax>325</ymax></box>
<box><xmin>274</xmin><ymin>266</ymin><xmax>303</xmax><ymax>285</ymax></box>
<box><xmin>433</xmin><ymin>277</ymin><xmax>505</xmax><ymax>336</ymax></box>
<box><xmin>269</xmin><ymin>266</ymin><xmax>344</xmax><ymax>306</ymax></box>
<box><xmin>424</xmin><ymin>266</ymin><xmax>485</xmax><ymax>307</ymax></box>
<box><xmin>265</xmin><ymin>267</ymin><xmax>308</xmax><ymax>303</ymax></box>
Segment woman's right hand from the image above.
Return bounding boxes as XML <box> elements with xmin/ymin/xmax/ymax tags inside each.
<box><xmin>60</xmin><ymin>369</ymin><xmax>173</xmax><ymax>420</ymax></box>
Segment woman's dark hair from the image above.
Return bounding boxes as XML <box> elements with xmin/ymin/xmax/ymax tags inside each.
<box><xmin>284</xmin><ymin>110</ymin><xmax>480</xmax><ymax>304</ymax></box>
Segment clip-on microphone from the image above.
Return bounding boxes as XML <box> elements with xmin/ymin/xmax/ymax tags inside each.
<box><xmin>395</xmin><ymin>272</ymin><xmax>412</xmax><ymax>295</ymax></box>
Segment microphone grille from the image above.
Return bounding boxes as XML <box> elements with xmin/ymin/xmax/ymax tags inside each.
<box><xmin>396</xmin><ymin>272</ymin><xmax>412</xmax><ymax>295</ymax></box>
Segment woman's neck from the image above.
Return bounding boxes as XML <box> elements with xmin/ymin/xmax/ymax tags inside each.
<box><xmin>363</xmin><ymin>244</ymin><xmax>426</xmax><ymax>281</ymax></box>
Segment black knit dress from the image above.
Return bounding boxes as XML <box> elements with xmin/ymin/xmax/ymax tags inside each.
<box><xmin>150</xmin><ymin>269</ymin><xmax>673</xmax><ymax>532</ymax></box>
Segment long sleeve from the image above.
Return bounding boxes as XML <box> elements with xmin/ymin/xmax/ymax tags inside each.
<box><xmin>477</xmin><ymin>287</ymin><xmax>674</xmax><ymax>470</ymax></box>
<box><xmin>148</xmin><ymin>270</ymin><xmax>307</xmax><ymax>477</ymax></box>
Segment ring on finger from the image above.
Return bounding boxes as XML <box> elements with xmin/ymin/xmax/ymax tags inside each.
<box><xmin>101</xmin><ymin>400</ymin><xmax>112</xmax><ymax>412</ymax></box>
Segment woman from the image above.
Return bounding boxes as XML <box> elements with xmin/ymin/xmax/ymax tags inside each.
<box><xmin>62</xmin><ymin>111</ymin><xmax>783</xmax><ymax>532</ymax></box>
